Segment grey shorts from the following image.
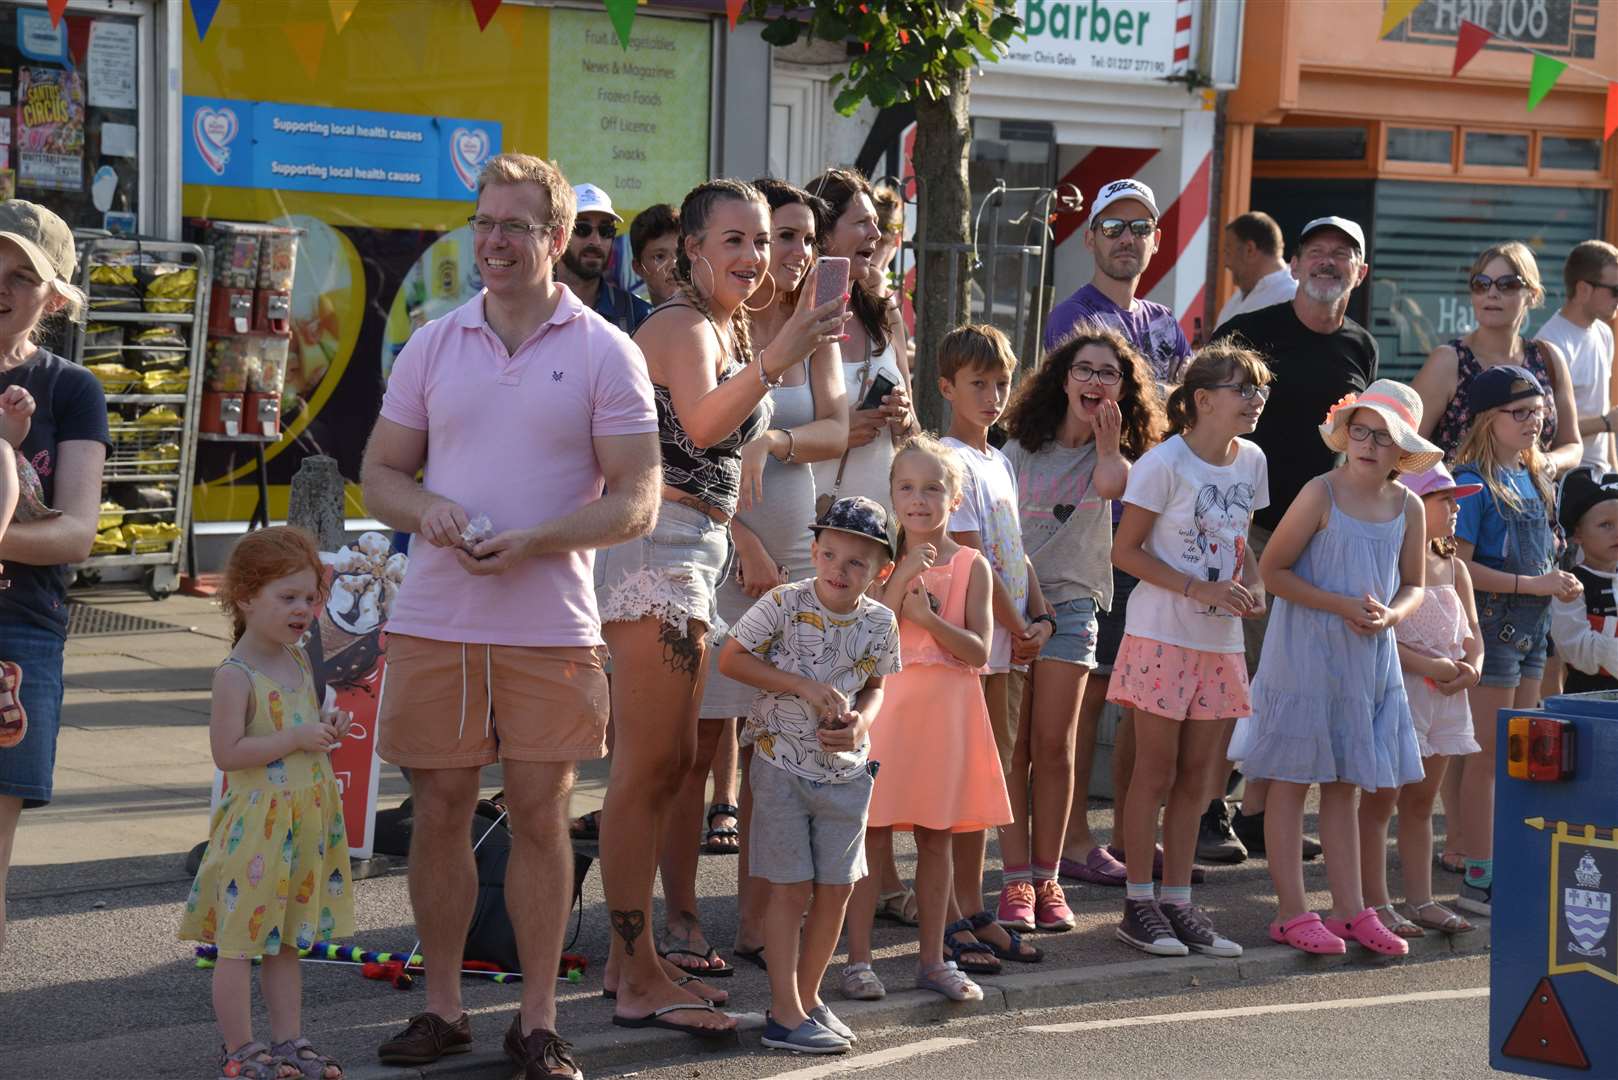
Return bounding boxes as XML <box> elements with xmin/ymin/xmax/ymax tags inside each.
<box><xmin>596</xmin><ymin>501</ymin><xmax>732</xmax><ymax>638</ymax></box>
<box><xmin>748</xmin><ymin>759</ymin><xmax>872</xmax><ymax>885</ymax></box>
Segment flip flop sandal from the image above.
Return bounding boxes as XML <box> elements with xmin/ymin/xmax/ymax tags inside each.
<box><xmin>1372</xmin><ymin>903</ymin><xmax>1425</xmax><ymax>940</ymax></box>
<box><xmin>602</xmin><ymin>974</ymin><xmax>726</xmax><ymax>1005</ymax></box>
<box><xmin>1060</xmin><ymin>846</ymin><xmax>1127</xmax><ymax>886</ymax></box>
<box><xmin>967</xmin><ymin>910</ymin><xmax>1042</xmax><ymax>963</ymax></box>
<box><xmin>1267</xmin><ymin>912</ymin><xmax>1347</xmax><ymax>955</ymax></box>
<box><xmin>657</xmin><ymin>943</ymin><xmax>734</xmax><ymax>978</ymax></box>
<box><xmin>569</xmin><ymin>810</ymin><xmax>601</xmax><ymax>842</ymax></box>
<box><xmin>1405</xmin><ymin>900</ymin><xmax>1475</xmax><ymax>935</ymax></box>
<box><xmin>217</xmin><ymin>1041</ymin><xmax>292</xmax><ymax>1080</ymax></box>
<box><xmin>1325</xmin><ymin>907</ymin><xmax>1410</xmax><ymax>957</ymax></box>
<box><xmin>703</xmin><ymin>803</ymin><xmax>740</xmax><ymax>855</ymax></box>
<box><xmin>733</xmin><ymin>945</ymin><xmax>766</xmax><ymax>971</ymax></box>
<box><xmin>270</xmin><ymin>1038</ymin><xmax>342</xmax><ymax>1079</ymax></box>
<box><xmin>0</xmin><ymin>661</ymin><xmax>26</xmax><ymax>750</ymax></box>
<box><xmin>874</xmin><ymin>887</ymin><xmax>921</xmax><ymax>926</ymax></box>
<box><xmin>916</xmin><ymin>960</ymin><xmax>983</xmax><ymax>1002</ymax></box>
<box><xmin>611</xmin><ymin>1003</ymin><xmax>737</xmax><ymax>1039</ymax></box>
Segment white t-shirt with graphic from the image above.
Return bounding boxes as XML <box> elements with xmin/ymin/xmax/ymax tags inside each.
<box><xmin>1539</xmin><ymin>311</ymin><xmax>1615</xmax><ymax>468</ymax></box>
<box><xmin>944</xmin><ymin>437</ymin><xmax>1029</xmax><ymax>672</ymax></box>
<box><xmin>730</xmin><ymin>581</ymin><xmax>902</xmax><ymax>783</ymax></box>
<box><xmin>1121</xmin><ymin>434</ymin><xmax>1270</xmax><ymax>654</ymax></box>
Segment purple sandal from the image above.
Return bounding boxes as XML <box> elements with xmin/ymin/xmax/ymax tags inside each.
<box><xmin>1060</xmin><ymin>845</ymin><xmax>1127</xmax><ymax>885</ymax></box>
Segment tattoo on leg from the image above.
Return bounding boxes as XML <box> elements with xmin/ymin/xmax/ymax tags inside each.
<box><xmin>658</xmin><ymin>623</ymin><xmax>703</xmax><ymax>677</ymax></box>
<box><xmin>611</xmin><ymin>909</ymin><xmax>647</xmax><ymax>956</ymax></box>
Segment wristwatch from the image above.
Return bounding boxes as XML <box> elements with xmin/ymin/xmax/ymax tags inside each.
<box><xmin>1030</xmin><ymin>613</ymin><xmax>1057</xmax><ymax>632</ymax></box>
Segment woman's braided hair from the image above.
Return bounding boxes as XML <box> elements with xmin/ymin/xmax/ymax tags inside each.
<box><xmin>674</xmin><ymin>178</ymin><xmax>769</xmax><ymax>366</ymax></box>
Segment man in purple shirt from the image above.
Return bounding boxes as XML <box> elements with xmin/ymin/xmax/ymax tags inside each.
<box><xmin>1043</xmin><ymin>178</ymin><xmax>1192</xmax><ymax>386</ymax></box>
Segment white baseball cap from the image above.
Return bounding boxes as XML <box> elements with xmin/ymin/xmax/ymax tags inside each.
<box><xmin>1299</xmin><ymin>215</ymin><xmax>1365</xmax><ymax>254</ymax></box>
<box><xmin>573</xmin><ymin>183</ymin><xmax>623</xmax><ymax>222</ymax></box>
<box><xmin>1089</xmin><ymin>178</ymin><xmax>1159</xmax><ymax>225</ymax></box>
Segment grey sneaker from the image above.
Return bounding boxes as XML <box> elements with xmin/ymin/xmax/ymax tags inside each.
<box><xmin>1197</xmin><ymin>800</ymin><xmax>1248</xmax><ymax>863</ymax></box>
<box><xmin>1457</xmin><ymin>878</ymin><xmax>1492</xmax><ymax>917</ymax></box>
<box><xmin>1162</xmin><ymin>902</ymin><xmax>1243</xmax><ymax>957</ymax></box>
<box><xmin>761</xmin><ymin>1015</ymin><xmax>849</xmax><ymax>1054</ymax></box>
<box><xmin>1116</xmin><ymin>898</ymin><xmax>1189</xmax><ymax>956</ymax></box>
<box><xmin>809</xmin><ymin>1003</ymin><xmax>856</xmax><ymax>1043</ymax></box>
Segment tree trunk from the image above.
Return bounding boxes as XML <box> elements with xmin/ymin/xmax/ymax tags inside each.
<box><xmin>911</xmin><ymin>66</ymin><xmax>972</xmax><ymax>433</ymax></box>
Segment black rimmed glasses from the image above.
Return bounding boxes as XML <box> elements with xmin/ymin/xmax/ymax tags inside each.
<box><xmin>1209</xmin><ymin>382</ymin><xmax>1271</xmax><ymax>401</ymax></box>
<box><xmin>467</xmin><ymin>215</ymin><xmax>548</xmax><ymax>238</ymax></box>
<box><xmin>1095</xmin><ymin>218</ymin><xmax>1156</xmax><ymax>240</ymax></box>
<box><xmin>1347</xmin><ymin>422</ymin><xmax>1395</xmax><ymax>448</ymax></box>
<box><xmin>1069</xmin><ymin>363</ymin><xmax>1122</xmax><ymax>386</ymax></box>
<box><xmin>1469</xmin><ymin>272</ymin><xmax>1527</xmax><ymax>295</ymax></box>
<box><xmin>1505</xmin><ymin>404</ymin><xmax>1546</xmax><ymax>423</ymax></box>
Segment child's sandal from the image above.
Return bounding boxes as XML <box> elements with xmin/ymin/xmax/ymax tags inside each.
<box><xmin>270</xmin><ymin>1038</ymin><xmax>343</xmax><ymax>1080</ymax></box>
<box><xmin>1373</xmin><ymin>903</ymin><xmax>1425</xmax><ymax>940</ymax></box>
<box><xmin>916</xmin><ymin>960</ymin><xmax>983</xmax><ymax>1002</ymax></box>
<box><xmin>217</xmin><ymin>1041</ymin><xmax>291</xmax><ymax>1080</ymax></box>
<box><xmin>1405</xmin><ymin>900</ymin><xmax>1474</xmax><ymax>935</ymax></box>
<box><xmin>874</xmin><ymin>887</ymin><xmax>920</xmax><ymax>926</ymax></box>
<box><xmin>1325</xmin><ymin>907</ymin><xmax>1410</xmax><ymax>957</ymax></box>
<box><xmin>1266</xmin><ymin>912</ymin><xmax>1346</xmax><ymax>955</ymax></box>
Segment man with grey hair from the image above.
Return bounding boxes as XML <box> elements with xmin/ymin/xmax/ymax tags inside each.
<box><xmin>364</xmin><ymin>153</ymin><xmax>661</xmax><ymax>1079</ymax></box>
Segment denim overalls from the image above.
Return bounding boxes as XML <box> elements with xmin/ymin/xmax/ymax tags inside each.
<box><xmin>1472</xmin><ymin>468</ymin><xmax>1555</xmax><ymax>689</ymax></box>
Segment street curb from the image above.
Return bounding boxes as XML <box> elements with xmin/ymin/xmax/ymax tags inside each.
<box><xmin>345</xmin><ymin>922</ymin><xmax>1490</xmax><ymax>1079</ymax></box>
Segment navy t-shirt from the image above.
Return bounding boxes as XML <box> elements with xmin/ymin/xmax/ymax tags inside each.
<box><xmin>1</xmin><ymin>350</ymin><xmax>109</xmax><ymax>637</ymax></box>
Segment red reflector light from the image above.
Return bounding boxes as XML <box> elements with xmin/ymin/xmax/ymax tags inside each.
<box><xmin>1506</xmin><ymin>716</ymin><xmax>1576</xmax><ymax>781</ymax></box>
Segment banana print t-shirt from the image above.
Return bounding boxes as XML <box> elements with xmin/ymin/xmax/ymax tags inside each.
<box><xmin>731</xmin><ymin>581</ymin><xmax>901</xmax><ymax>782</ymax></box>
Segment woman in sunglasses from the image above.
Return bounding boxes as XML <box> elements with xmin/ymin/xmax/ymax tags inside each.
<box><xmin>1412</xmin><ymin>242</ymin><xmax>1581</xmax><ymax>475</ymax></box>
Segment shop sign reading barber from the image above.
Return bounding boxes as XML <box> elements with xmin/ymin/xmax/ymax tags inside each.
<box><xmin>1000</xmin><ymin>0</ymin><xmax>1182</xmax><ymax>81</ymax></box>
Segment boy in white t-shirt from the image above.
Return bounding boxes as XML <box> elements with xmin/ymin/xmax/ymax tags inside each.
<box><xmin>1539</xmin><ymin>240</ymin><xmax>1618</xmax><ymax>470</ymax></box>
<box><xmin>937</xmin><ymin>324</ymin><xmax>1061</xmax><ymax>934</ymax></box>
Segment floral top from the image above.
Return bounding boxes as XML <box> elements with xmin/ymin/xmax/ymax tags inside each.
<box><xmin>1431</xmin><ymin>337</ymin><xmax>1556</xmax><ymax>461</ymax></box>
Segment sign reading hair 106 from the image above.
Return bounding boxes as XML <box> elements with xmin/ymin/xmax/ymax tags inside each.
<box><xmin>1000</xmin><ymin>0</ymin><xmax>1182</xmax><ymax>80</ymax></box>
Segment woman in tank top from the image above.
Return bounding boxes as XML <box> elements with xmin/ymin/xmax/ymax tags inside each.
<box><xmin>808</xmin><ymin>168</ymin><xmax>919</xmax><ymax>515</ymax></box>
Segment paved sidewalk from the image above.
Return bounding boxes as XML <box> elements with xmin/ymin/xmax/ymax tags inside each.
<box><xmin>1</xmin><ymin>587</ymin><xmax>1491</xmax><ymax>1080</ymax></box>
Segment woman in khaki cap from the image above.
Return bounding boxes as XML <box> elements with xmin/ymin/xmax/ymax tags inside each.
<box><xmin>0</xmin><ymin>199</ymin><xmax>106</xmax><ymax>966</ymax></box>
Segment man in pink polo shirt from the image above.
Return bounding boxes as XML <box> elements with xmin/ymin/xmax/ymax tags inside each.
<box><xmin>363</xmin><ymin>152</ymin><xmax>660</xmax><ymax>1079</ymax></box>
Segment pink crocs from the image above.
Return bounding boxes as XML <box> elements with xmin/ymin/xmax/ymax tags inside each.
<box><xmin>1267</xmin><ymin>912</ymin><xmax>1347</xmax><ymax>955</ymax></box>
<box><xmin>1325</xmin><ymin>907</ymin><xmax>1411</xmax><ymax>957</ymax></box>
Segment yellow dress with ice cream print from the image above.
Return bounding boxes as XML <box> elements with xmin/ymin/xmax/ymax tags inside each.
<box><xmin>177</xmin><ymin>646</ymin><xmax>354</xmax><ymax>959</ymax></box>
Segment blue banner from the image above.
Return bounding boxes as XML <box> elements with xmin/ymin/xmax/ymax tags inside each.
<box><xmin>183</xmin><ymin>96</ymin><xmax>501</xmax><ymax>201</ymax></box>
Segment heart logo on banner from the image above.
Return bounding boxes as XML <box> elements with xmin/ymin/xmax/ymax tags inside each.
<box><xmin>449</xmin><ymin>127</ymin><xmax>491</xmax><ymax>192</ymax></box>
<box><xmin>193</xmin><ymin>107</ymin><xmax>239</xmax><ymax>176</ymax></box>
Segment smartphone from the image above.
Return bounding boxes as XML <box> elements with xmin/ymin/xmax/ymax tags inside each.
<box><xmin>814</xmin><ymin>256</ymin><xmax>850</xmax><ymax>308</ymax></box>
<box><xmin>859</xmin><ymin>371</ymin><xmax>898</xmax><ymax>412</ymax></box>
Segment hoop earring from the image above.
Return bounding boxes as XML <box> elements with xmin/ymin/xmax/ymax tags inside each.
<box><xmin>741</xmin><ymin>271</ymin><xmax>779</xmax><ymax>312</ymax></box>
<box><xmin>691</xmin><ymin>254</ymin><xmax>717</xmax><ymax>302</ymax></box>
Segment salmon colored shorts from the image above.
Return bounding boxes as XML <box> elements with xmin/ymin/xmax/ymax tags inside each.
<box><xmin>378</xmin><ymin>634</ymin><xmax>610</xmax><ymax>768</ymax></box>
<box><xmin>1106</xmin><ymin>634</ymin><xmax>1251</xmax><ymax>722</ymax></box>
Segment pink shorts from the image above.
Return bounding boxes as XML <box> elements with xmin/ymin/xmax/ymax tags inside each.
<box><xmin>1107</xmin><ymin>634</ymin><xmax>1251</xmax><ymax>721</ymax></box>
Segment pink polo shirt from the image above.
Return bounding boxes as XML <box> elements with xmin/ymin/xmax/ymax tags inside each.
<box><xmin>378</xmin><ymin>287</ymin><xmax>656</xmax><ymax>647</ymax></box>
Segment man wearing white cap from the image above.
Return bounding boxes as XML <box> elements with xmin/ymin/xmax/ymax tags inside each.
<box><xmin>1207</xmin><ymin>214</ymin><xmax>1377</xmax><ymax>863</ymax></box>
<box><xmin>1043</xmin><ymin>178</ymin><xmax>1192</xmax><ymax>386</ymax></box>
<box><xmin>556</xmin><ymin>182</ymin><xmax>651</xmax><ymax>334</ymax></box>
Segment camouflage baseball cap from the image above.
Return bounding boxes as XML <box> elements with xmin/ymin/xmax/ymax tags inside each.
<box><xmin>810</xmin><ymin>495</ymin><xmax>898</xmax><ymax>559</ymax></box>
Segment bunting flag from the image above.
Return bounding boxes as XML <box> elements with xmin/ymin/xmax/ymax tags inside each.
<box><xmin>46</xmin><ymin>0</ymin><xmax>68</xmax><ymax>27</ymax></box>
<box><xmin>1452</xmin><ymin>19</ymin><xmax>1493</xmax><ymax>76</ymax></box>
<box><xmin>282</xmin><ymin>20</ymin><xmax>328</xmax><ymax>81</ymax></box>
<box><xmin>469</xmin><ymin>0</ymin><xmax>502</xmax><ymax>32</ymax></box>
<box><xmin>1607</xmin><ymin>82</ymin><xmax>1618</xmax><ymax>141</ymax></box>
<box><xmin>604</xmin><ymin>0</ymin><xmax>636</xmax><ymax>47</ymax></box>
<box><xmin>1528</xmin><ymin>53</ymin><xmax>1567</xmax><ymax>111</ymax></box>
<box><xmin>1379</xmin><ymin>0</ymin><xmax>1423</xmax><ymax>39</ymax></box>
<box><xmin>190</xmin><ymin>0</ymin><xmax>222</xmax><ymax>42</ymax></box>
<box><xmin>726</xmin><ymin>0</ymin><xmax>746</xmax><ymax>31</ymax></box>
<box><xmin>329</xmin><ymin>0</ymin><xmax>360</xmax><ymax>33</ymax></box>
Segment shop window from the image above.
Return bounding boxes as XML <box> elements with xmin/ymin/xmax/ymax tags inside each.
<box><xmin>1464</xmin><ymin>132</ymin><xmax>1529</xmax><ymax>169</ymax></box>
<box><xmin>1253</xmin><ymin>126</ymin><xmax>1368</xmax><ymax>162</ymax></box>
<box><xmin>1368</xmin><ymin>180</ymin><xmax>1606</xmax><ymax>380</ymax></box>
<box><xmin>0</xmin><ymin>7</ymin><xmax>143</xmax><ymax>231</ymax></box>
<box><xmin>1386</xmin><ymin>128</ymin><xmax>1452</xmax><ymax>166</ymax></box>
<box><xmin>1540</xmin><ymin>136</ymin><xmax>1603</xmax><ymax>173</ymax></box>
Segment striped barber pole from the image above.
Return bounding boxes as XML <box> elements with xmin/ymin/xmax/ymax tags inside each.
<box><xmin>1173</xmin><ymin>0</ymin><xmax>1194</xmax><ymax>72</ymax></box>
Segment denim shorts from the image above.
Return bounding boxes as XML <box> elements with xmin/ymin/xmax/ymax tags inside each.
<box><xmin>1094</xmin><ymin>566</ymin><xmax>1137</xmax><ymax>675</ymax></box>
<box><xmin>1476</xmin><ymin>591</ymin><xmax>1552</xmax><ymax>689</ymax></box>
<box><xmin>0</xmin><ymin>619</ymin><xmax>66</xmax><ymax>807</ymax></box>
<box><xmin>597</xmin><ymin>501</ymin><xmax>732</xmax><ymax>638</ymax></box>
<box><xmin>1038</xmin><ymin>596</ymin><xmax>1098</xmax><ymax>669</ymax></box>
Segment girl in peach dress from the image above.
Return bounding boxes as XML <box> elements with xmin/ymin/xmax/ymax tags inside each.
<box><xmin>844</xmin><ymin>435</ymin><xmax>1012</xmax><ymax>1003</ymax></box>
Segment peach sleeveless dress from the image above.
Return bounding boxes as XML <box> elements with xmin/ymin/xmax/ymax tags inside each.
<box><xmin>866</xmin><ymin>547</ymin><xmax>1014</xmax><ymax>832</ymax></box>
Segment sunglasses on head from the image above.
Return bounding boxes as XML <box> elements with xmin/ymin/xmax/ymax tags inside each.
<box><xmin>574</xmin><ymin>221</ymin><xmax>618</xmax><ymax>241</ymax></box>
<box><xmin>1095</xmin><ymin>218</ymin><xmax>1156</xmax><ymax>240</ymax></box>
<box><xmin>1469</xmin><ymin>272</ymin><xmax>1526</xmax><ymax>295</ymax></box>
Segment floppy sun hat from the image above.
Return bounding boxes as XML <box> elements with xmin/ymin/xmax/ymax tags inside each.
<box><xmin>1319</xmin><ymin>378</ymin><xmax>1443</xmax><ymax>475</ymax></box>
<box><xmin>1400</xmin><ymin>461</ymin><xmax>1483</xmax><ymax>500</ymax></box>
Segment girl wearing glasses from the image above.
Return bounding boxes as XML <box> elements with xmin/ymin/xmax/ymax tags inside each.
<box><xmin>1447</xmin><ymin>365</ymin><xmax>1582</xmax><ymax>919</ymax></box>
<box><xmin>994</xmin><ymin>327</ymin><xmax>1165</xmax><ymax>906</ymax></box>
<box><xmin>1237</xmin><ymin>379</ymin><xmax>1436</xmax><ymax>957</ymax></box>
<box><xmin>1413</xmin><ymin>243</ymin><xmax>1581</xmax><ymax>475</ymax></box>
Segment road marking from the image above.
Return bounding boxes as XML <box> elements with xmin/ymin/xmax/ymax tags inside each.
<box><xmin>1023</xmin><ymin>986</ymin><xmax>1490</xmax><ymax>1034</ymax></box>
<box><xmin>759</xmin><ymin>1036</ymin><xmax>976</xmax><ymax>1078</ymax></box>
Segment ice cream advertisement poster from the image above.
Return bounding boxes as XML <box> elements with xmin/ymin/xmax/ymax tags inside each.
<box><xmin>17</xmin><ymin>67</ymin><xmax>84</xmax><ymax>192</ymax></box>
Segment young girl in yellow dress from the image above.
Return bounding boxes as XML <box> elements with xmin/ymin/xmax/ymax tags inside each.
<box><xmin>178</xmin><ymin>527</ymin><xmax>354</xmax><ymax>1080</ymax></box>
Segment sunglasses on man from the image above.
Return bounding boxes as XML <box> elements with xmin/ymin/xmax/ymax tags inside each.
<box><xmin>1094</xmin><ymin>218</ymin><xmax>1156</xmax><ymax>240</ymax></box>
<box><xmin>1469</xmin><ymin>272</ymin><xmax>1527</xmax><ymax>295</ymax></box>
<box><xmin>573</xmin><ymin>221</ymin><xmax>618</xmax><ymax>241</ymax></box>
<box><xmin>1582</xmin><ymin>279</ymin><xmax>1618</xmax><ymax>298</ymax></box>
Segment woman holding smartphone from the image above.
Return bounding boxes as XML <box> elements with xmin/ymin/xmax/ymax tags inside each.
<box><xmin>808</xmin><ymin>168</ymin><xmax>918</xmax><ymax>515</ymax></box>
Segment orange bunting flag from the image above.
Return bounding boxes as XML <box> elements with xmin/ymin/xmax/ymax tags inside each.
<box><xmin>282</xmin><ymin>20</ymin><xmax>328</xmax><ymax>81</ymax></box>
<box><xmin>1606</xmin><ymin>82</ymin><xmax>1618</xmax><ymax>141</ymax></box>
<box><xmin>1452</xmin><ymin>19</ymin><xmax>1493</xmax><ymax>76</ymax></box>
<box><xmin>1379</xmin><ymin>0</ymin><xmax>1422</xmax><ymax>39</ymax></box>
<box><xmin>329</xmin><ymin>0</ymin><xmax>360</xmax><ymax>33</ymax></box>
<box><xmin>726</xmin><ymin>0</ymin><xmax>746</xmax><ymax>30</ymax></box>
<box><xmin>469</xmin><ymin>0</ymin><xmax>501</xmax><ymax>32</ymax></box>
<box><xmin>46</xmin><ymin>0</ymin><xmax>68</xmax><ymax>27</ymax></box>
